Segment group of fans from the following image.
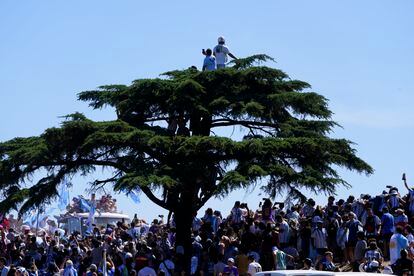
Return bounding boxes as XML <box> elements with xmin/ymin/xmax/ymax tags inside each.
<box><xmin>1</xmin><ymin>178</ymin><xmax>414</xmax><ymax>276</ymax></box>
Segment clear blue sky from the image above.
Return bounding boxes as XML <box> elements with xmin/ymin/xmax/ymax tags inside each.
<box><xmin>1</xmin><ymin>0</ymin><xmax>413</xmax><ymax>220</ymax></box>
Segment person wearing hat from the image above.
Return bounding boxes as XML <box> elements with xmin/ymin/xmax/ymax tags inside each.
<box><xmin>395</xmin><ymin>208</ymin><xmax>409</xmax><ymax>228</ymax></box>
<box><xmin>221</xmin><ymin>258</ymin><xmax>238</xmax><ymax>276</ymax></box>
<box><xmin>388</xmin><ymin>189</ymin><xmax>405</xmax><ymax>211</ymax></box>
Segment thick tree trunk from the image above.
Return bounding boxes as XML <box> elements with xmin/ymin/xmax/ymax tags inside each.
<box><xmin>174</xmin><ymin>200</ymin><xmax>194</xmax><ymax>274</ymax></box>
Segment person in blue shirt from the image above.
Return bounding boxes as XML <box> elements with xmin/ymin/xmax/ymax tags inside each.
<box><xmin>381</xmin><ymin>206</ymin><xmax>395</xmax><ymax>260</ymax></box>
<box><xmin>202</xmin><ymin>49</ymin><xmax>216</xmax><ymax>71</ymax></box>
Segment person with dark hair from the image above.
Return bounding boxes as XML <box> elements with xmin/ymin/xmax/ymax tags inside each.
<box><xmin>301</xmin><ymin>258</ymin><xmax>313</xmax><ymax>270</ymax></box>
<box><xmin>221</xmin><ymin>258</ymin><xmax>238</xmax><ymax>276</ymax></box>
<box><xmin>202</xmin><ymin>49</ymin><xmax>216</xmax><ymax>71</ymax></box>
<box><xmin>353</xmin><ymin>231</ymin><xmax>367</xmax><ymax>272</ymax></box>
<box><xmin>362</xmin><ymin>207</ymin><xmax>381</xmax><ymax>239</ymax></box>
<box><xmin>318</xmin><ymin>251</ymin><xmax>336</xmax><ymax>272</ymax></box>
<box><xmin>213</xmin><ymin>254</ymin><xmax>226</xmax><ymax>276</ymax></box>
<box><xmin>392</xmin><ymin>249</ymin><xmax>414</xmax><ymax>276</ymax></box>
<box><xmin>247</xmin><ymin>255</ymin><xmax>262</xmax><ymax>276</ymax></box>
<box><xmin>381</xmin><ymin>206</ymin><xmax>395</xmax><ymax>260</ymax></box>
<box><xmin>346</xmin><ymin>212</ymin><xmax>362</xmax><ymax>263</ymax></box>
<box><xmin>367</xmin><ymin>241</ymin><xmax>382</xmax><ymax>261</ymax></box>
<box><xmin>230</xmin><ymin>202</ymin><xmax>243</xmax><ymax>228</ymax></box>
<box><xmin>0</xmin><ymin>257</ymin><xmax>9</xmax><ymax>276</ymax></box>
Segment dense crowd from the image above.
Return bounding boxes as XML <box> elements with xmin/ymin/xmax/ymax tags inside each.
<box><xmin>1</xmin><ymin>181</ymin><xmax>414</xmax><ymax>276</ymax></box>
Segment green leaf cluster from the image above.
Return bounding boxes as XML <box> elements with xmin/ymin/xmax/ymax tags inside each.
<box><xmin>0</xmin><ymin>55</ymin><xmax>372</xmax><ymax>216</ymax></box>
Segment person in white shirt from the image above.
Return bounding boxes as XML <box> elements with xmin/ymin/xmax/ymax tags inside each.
<box><xmin>214</xmin><ymin>36</ymin><xmax>237</xmax><ymax>69</ymax></box>
<box><xmin>247</xmin><ymin>255</ymin><xmax>262</xmax><ymax>276</ymax></box>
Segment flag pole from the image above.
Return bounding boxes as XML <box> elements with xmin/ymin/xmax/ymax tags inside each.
<box><xmin>35</xmin><ymin>206</ymin><xmax>41</xmax><ymax>237</ymax></box>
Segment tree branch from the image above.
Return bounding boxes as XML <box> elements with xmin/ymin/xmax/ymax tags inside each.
<box><xmin>211</xmin><ymin>119</ymin><xmax>278</xmax><ymax>129</ymax></box>
<box><xmin>140</xmin><ymin>186</ymin><xmax>170</xmax><ymax>210</ymax></box>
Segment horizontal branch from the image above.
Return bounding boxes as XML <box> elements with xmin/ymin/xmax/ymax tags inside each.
<box><xmin>211</xmin><ymin>119</ymin><xmax>278</xmax><ymax>129</ymax></box>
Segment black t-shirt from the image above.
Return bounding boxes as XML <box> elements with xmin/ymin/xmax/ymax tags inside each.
<box><xmin>394</xmin><ymin>258</ymin><xmax>413</xmax><ymax>275</ymax></box>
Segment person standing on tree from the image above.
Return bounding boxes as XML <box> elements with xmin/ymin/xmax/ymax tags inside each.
<box><xmin>203</xmin><ymin>36</ymin><xmax>237</xmax><ymax>69</ymax></box>
<box><xmin>202</xmin><ymin>49</ymin><xmax>216</xmax><ymax>71</ymax></box>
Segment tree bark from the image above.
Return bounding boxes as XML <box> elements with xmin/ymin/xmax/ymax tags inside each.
<box><xmin>174</xmin><ymin>200</ymin><xmax>194</xmax><ymax>274</ymax></box>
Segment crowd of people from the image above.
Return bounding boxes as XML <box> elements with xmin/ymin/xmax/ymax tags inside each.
<box><xmin>1</xmin><ymin>178</ymin><xmax>414</xmax><ymax>276</ymax></box>
<box><xmin>0</xmin><ymin>40</ymin><xmax>412</xmax><ymax>275</ymax></box>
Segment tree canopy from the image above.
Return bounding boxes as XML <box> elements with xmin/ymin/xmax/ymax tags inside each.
<box><xmin>0</xmin><ymin>55</ymin><xmax>372</xmax><ymax>224</ymax></box>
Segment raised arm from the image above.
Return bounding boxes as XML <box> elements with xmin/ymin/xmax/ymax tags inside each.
<box><xmin>403</xmin><ymin>173</ymin><xmax>411</xmax><ymax>191</ymax></box>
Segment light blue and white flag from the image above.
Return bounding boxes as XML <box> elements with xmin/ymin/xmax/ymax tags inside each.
<box><xmin>58</xmin><ymin>178</ymin><xmax>70</xmax><ymax>211</ymax></box>
<box><xmin>128</xmin><ymin>190</ymin><xmax>141</xmax><ymax>204</ymax></box>
<box><xmin>87</xmin><ymin>198</ymin><xmax>96</xmax><ymax>232</ymax></box>
<box><xmin>79</xmin><ymin>197</ymin><xmax>91</xmax><ymax>212</ymax></box>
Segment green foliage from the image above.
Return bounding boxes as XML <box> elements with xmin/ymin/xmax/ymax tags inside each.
<box><xmin>0</xmin><ymin>55</ymin><xmax>373</xmax><ymax>217</ymax></box>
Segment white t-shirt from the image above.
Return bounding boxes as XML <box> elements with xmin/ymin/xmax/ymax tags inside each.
<box><xmin>247</xmin><ymin>261</ymin><xmax>262</xmax><ymax>276</ymax></box>
<box><xmin>213</xmin><ymin>44</ymin><xmax>230</xmax><ymax>65</ymax></box>
<box><xmin>138</xmin><ymin>266</ymin><xmax>157</xmax><ymax>276</ymax></box>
